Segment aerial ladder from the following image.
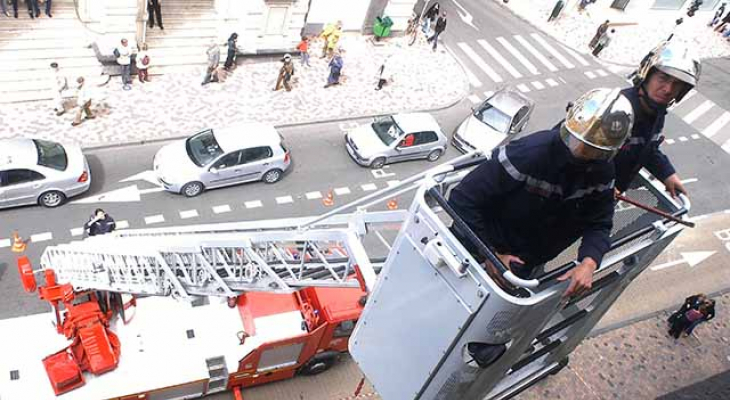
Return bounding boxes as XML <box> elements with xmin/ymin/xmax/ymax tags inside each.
<box><xmin>7</xmin><ymin>152</ymin><xmax>690</xmax><ymax>400</ymax></box>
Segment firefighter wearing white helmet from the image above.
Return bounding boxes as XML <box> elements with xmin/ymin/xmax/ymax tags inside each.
<box><xmin>449</xmin><ymin>88</ymin><xmax>632</xmax><ymax>298</ymax></box>
<box><xmin>616</xmin><ymin>40</ymin><xmax>700</xmax><ymax>197</ymax></box>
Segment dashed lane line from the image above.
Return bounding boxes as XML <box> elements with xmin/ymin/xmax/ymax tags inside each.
<box><xmin>477</xmin><ymin>39</ymin><xmax>522</xmax><ymax>79</ymax></box>
<box><xmin>213</xmin><ymin>205</ymin><xmax>232</xmax><ymax>214</ymax></box>
<box><xmin>496</xmin><ymin>36</ymin><xmax>540</xmax><ymax>75</ymax></box>
<box><xmin>145</xmin><ymin>215</ymin><xmax>165</xmax><ymax>225</ymax></box>
<box><xmin>530</xmin><ymin>81</ymin><xmax>545</xmax><ymax>90</ymax></box>
<box><xmin>595</xmin><ymin>69</ymin><xmax>608</xmax><ymax>77</ymax></box>
<box><xmin>514</xmin><ymin>35</ymin><xmax>558</xmax><ymax>72</ymax></box>
<box><xmin>457</xmin><ymin>42</ymin><xmax>504</xmax><ymax>83</ymax></box>
<box><xmin>468</xmin><ymin>94</ymin><xmax>481</xmax><ymax>104</ymax></box>
<box><xmin>180</xmin><ymin>209</ymin><xmax>199</xmax><ymax>219</ymax></box>
<box><xmin>683</xmin><ymin>100</ymin><xmax>715</xmax><ymax>125</ymax></box>
<box><xmin>117</xmin><ymin>220</ymin><xmax>129</xmax><ymax>229</ymax></box>
<box><xmin>560</xmin><ymin>44</ymin><xmax>590</xmax><ymax>67</ymax></box>
<box><xmin>335</xmin><ymin>187</ymin><xmax>351</xmax><ymax>195</ymax></box>
<box><xmin>702</xmin><ymin>111</ymin><xmax>730</xmax><ymax>138</ymax></box>
<box><xmin>245</xmin><ymin>200</ymin><xmax>263</xmax><ymax>209</ymax></box>
<box><xmin>678</xmin><ymin>136</ymin><xmax>688</xmax><ymax>142</ymax></box>
<box><xmin>517</xmin><ymin>83</ymin><xmax>530</xmax><ymax>93</ymax></box>
<box><xmin>276</xmin><ymin>196</ymin><xmax>294</xmax><ymax>204</ymax></box>
<box><xmin>387</xmin><ymin>180</ymin><xmax>401</xmax><ymax>187</ymax></box>
<box><xmin>31</xmin><ymin>232</ymin><xmax>53</xmax><ymax>243</ymax></box>
<box><xmin>584</xmin><ymin>71</ymin><xmax>596</xmax><ymax>79</ymax></box>
<box><xmin>545</xmin><ymin>78</ymin><xmax>558</xmax><ymax>87</ymax></box>
<box><xmin>70</xmin><ymin>227</ymin><xmax>84</xmax><ymax>237</ymax></box>
<box><xmin>305</xmin><ymin>191</ymin><xmax>322</xmax><ymax>200</ymax></box>
<box><xmin>483</xmin><ymin>90</ymin><xmax>494</xmax><ymax>98</ymax></box>
<box><xmin>361</xmin><ymin>183</ymin><xmax>378</xmax><ymax>191</ymax></box>
<box><xmin>530</xmin><ymin>33</ymin><xmax>575</xmax><ymax>69</ymax></box>
<box><xmin>691</xmin><ymin>134</ymin><xmax>700</xmax><ymax>140</ymax></box>
<box><xmin>0</xmin><ymin>238</ymin><xmax>10</xmax><ymax>248</ymax></box>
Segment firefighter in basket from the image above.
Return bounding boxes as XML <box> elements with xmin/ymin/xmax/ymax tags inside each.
<box><xmin>616</xmin><ymin>40</ymin><xmax>700</xmax><ymax>198</ymax></box>
<box><xmin>449</xmin><ymin>88</ymin><xmax>634</xmax><ymax>298</ymax></box>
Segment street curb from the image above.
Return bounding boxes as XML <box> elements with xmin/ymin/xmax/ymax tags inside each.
<box><xmin>588</xmin><ymin>285</ymin><xmax>730</xmax><ymax>338</ymax></box>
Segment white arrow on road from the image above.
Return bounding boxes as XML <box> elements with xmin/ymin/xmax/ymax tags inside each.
<box><xmin>121</xmin><ymin>170</ymin><xmax>161</xmax><ymax>186</ymax></box>
<box><xmin>71</xmin><ymin>185</ymin><xmax>165</xmax><ymax>204</ymax></box>
<box><xmin>650</xmin><ymin>251</ymin><xmax>716</xmax><ymax>272</ymax></box>
<box><xmin>452</xmin><ymin>0</ymin><xmax>479</xmax><ymax>31</ymax></box>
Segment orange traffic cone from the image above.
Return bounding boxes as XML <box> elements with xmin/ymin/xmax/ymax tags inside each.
<box><xmin>322</xmin><ymin>190</ymin><xmax>334</xmax><ymax>206</ymax></box>
<box><xmin>11</xmin><ymin>231</ymin><xmax>27</xmax><ymax>254</ymax></box>
<box><xmin>387</xmin><ymin>198</ymin><xmax>398</xmax><ymax>210</ymax></box>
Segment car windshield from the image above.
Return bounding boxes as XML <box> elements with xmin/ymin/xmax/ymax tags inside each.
<box><xmin>371</xmin><ymin>116</ymin><xmax>403</xmax><ymax>146</ymax></box>
<box><xmin>33</xmin><ymin>139</ymin><xmax>68</xmax><ymax>171</ymax></box>
<box><xmin>185</xmin><ymin>130</ymin><xmax>224</xmax><ymax>167</ymax></box>
<box><xmin>475</xmin><ymin>103</ymin><xmax>512</xmax><ymax>133</ymax></box>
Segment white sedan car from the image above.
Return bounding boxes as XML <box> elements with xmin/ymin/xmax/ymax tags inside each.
<box><xmin>452</xmin><ymin>88</ymin><xmax>534</xmax><ymax>154</ymax></box>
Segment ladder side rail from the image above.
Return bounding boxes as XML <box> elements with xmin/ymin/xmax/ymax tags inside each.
<box><xmin>171</xmin><ymin>253</ymin><xmax>194</xmax><ymax>285</ymax></box>
<box><xmin>308</xmin><ymin>243</ymin><xmax>345</xmax><ymax>284</ymax></box>
<box><xmin>194</xmin><ymin>253</ymin><xmax>236</xmax><ymax>297</ymax></box>
<box><xmin>152</xmin><ymin>253</ymin><xmax>190</xmax><ymax>299</ymax></box>
<box><xmin>242</xmin><ymin>246</ymin><xmax>290</xmax><ymax>291</ymax></box>
<box><xmin>269</xmin><ymin>243</ymin><xmax>298</xmax><ymax>280</ymax></box>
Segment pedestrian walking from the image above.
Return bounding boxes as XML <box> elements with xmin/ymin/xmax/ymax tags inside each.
<box><xmin>84</xmin><ymin>208</ymin><xmax>116</xmax><ymax>237</ymax></box>
<box><xmin>26</xmin><ymin>0</ymin><xmax>39</xmax><ymax>18</ymax></box>
<box><xmin>50</xmin><ymin>62</ymin><xmax>67</xmax><ymax>116</ymax></box>
<box><xmin>592</xmin><ymin>29</ymin><xmax>613</xmax><ymax>57</ymax></box>
<box><xmin>715</xmin><ymin>9</ymin><xmax>730</xmax><ymax>32</ymax></box>
<box><xmin>589</xmin><ymin>20</ymin><xmax>610</xmax><ymax>49</ymax></box>
<box><xmin>1</xmin><ymin>0</ymin><xmax>9</xmax><ymax>17</ymax></box>
<box><xmin>708</xmin><ymin>3</ymin><xmax>726</xmax><ymax>27</ymax></box>
<box><xmin>324</xmin><ymin>49</ymin><xmax>344</xmax><ymax>88</ymax></box>
<box><xmin>43</xmin><ymin>0</ymin><xmax>52</xmax><ymax>17</ymax></box>
<box><xmin>422</xmin><ymin>2</ymin><xmax>440</xmax><ymax>36</ymax></box>
<box><xmin>224</xmin><ymin>33</ymin><xmax>238</xmax><ymax>71</ymax></box>
<box><xmin>426</xmin><ymin>11</ymin><xmax>447</xmax><ymax>51</ymax></box>
<box><xmin>136</xmin><ymin>43</ymin><xmax>151</xmax><ymax>83</ymax></box>
<box><xmin>578</xmin><ymin>0</ymin><xmax>596</xmax><ymax>12</ymax></box>
<box><xmin>147</xmin><ymin>0</ymin><xmax>163</xmax><ymax>29</ymax></box>
<box><xmin>202</xmin><ymin>40</ymin><xmax>220</xmax><ymax>85</ymax></box>
<box><xmin>114</xmin><ymin>38</ymin><xmax>134</xmax><ymax>90</ymax></box>
<box><xmin>274</xmin><ymin>54</ymin><xmax>295</xmax><ymax>92</ymax></box>
<box><xmin>319</xmin><ymin>20</ymin><xmax>342</xmax><ymax>58</ymax></box>
<box><xmin>297</xmin><ymin>36</ymin><xmax>311</xmax><ymax>67</ymax></box>
<box><xmin>71</xmin><ymin>77</ymin><xmax>95</xmax><ymax>127</ymax></box>
<box><xmin>547</xmin><ymin>0</ymin><xmax>564</xmax><ymax>22</ymax></box>
<box><xmin>375</xmin><ymin>54</ymin><xmax>393</xmax><ymax>91</ymax></box>
<box><xmin>8</xmin><ymin>0</ymin><xmax>18</xmax><ymax>18</ymax></box>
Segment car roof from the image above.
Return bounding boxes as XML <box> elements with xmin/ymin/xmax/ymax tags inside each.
<box><xmin>392</xmin><ymin>113</ymin><xmax>442</xmax><ymax>135</ymax></box>
<box><xmin>211</xmin><ymin>123</ymin><xmax>281</xmax><ymax>151</ymax></box>
<box><xmin>487</xmin><ymin>88</ymin><xmax>533</xmax><ymax>116</ymax></box>
<box><xmin>0</xmin><ymin>139</ymin><xmax>38</xmax><ymax>169</ymax></box>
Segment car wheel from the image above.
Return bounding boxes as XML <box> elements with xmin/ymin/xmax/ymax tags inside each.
<box><xmin>298</xmin><ymin>357</ymin><xmax>336</xmax><ymax>376</ymax></box>
<box><xmin>181</xmin><ymin>181</ymin><xmax>204</xmax><ymax>197</ymax></box>
<box><xmin>370</xmin><ymin>157</ymin><xmax>386</xmax><ymax>169</ymax></box>
<box><xmin>263</xmin><ymin>169</ymin><xmax>283</xmax><ymax>184</ymax></box>
<box><xmin>427</xmin><ymin>149</ymin><xmax>443</xmax><ymax>162</ymax></box>
<box><xmin>39</xmin><ymin>191</ymin><xmax>66</xmax><ymax>208</ymax></box>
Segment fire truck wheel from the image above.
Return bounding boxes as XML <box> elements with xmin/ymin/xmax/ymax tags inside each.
<box><xmin>298</xmin><ymin>353</ymin><xmax>337</xmax><ymax>376</ymax></box>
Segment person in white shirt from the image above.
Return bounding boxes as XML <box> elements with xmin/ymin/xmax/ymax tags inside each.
<box><xmin>72</xmin><ymin>77</ymin><xmax>95</xmax><ymax>126</ymax></box>
<box><xmin>115</xmin><ymin>38</ymin><xmax>133</xmax><ymax>89</ymax></box>
<box><xmin>50</xmin><ymin>62</ymin><xmax>68</xmax><ymax>116</ymax></box>
<box><xmin>136</xmin><ymin>43</ymin><xmax>151</xmax><ymax>83</ymax></box>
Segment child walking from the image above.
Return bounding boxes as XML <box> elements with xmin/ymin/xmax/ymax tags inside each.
<box><xmin>297</xmin><ymin>36</ymin><xmax>310</xmax><ymax>67</ymax></box>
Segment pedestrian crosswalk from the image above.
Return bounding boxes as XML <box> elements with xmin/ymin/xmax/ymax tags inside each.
<box><xmin>669</xmin><ymin>91</ymin><xmax>730</xmax><ymax>155</ymax></box>
<box><xmin>449</xmin><ymin>33</ymin><xmax>599</xmax><ymax>90</ymax></box>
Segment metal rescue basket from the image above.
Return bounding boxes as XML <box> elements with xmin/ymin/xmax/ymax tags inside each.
<box><xmin>350</xmin><ymin>160</ymin><xmax>690</xmax><ymax>400</ymax></box>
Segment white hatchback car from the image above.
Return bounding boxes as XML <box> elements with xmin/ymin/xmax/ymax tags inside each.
<box><xmin>0</xmin><ymin>138</ymin><xmax>91</xmax><ymax>209</ymax></box>
<box><xmin>452</xmin><ymin>88</ymin><xmax>534</xmax><ymax>154</ymax></box>
<box><xmin>153</xmin><ymin>123</ymin><xmax>291</xmax><ymax>197</ymax></box>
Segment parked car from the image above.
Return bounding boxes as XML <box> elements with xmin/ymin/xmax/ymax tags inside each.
<box><xmin>452</xmin><ymin>88</ymin><xmax>534</xmax><ymax>154</ymax></box>
<box><xmin>153</xmin><ymin>123</ymin><xmax>290</xmax><ymax>197</ymax></box>
<box><xmin>344</xmin><ymin>113</ymin><xmax>447</xmax><ymax>169</ymax></box>
<box><xmin>0</xmin><ymin>139</ymin><xmax>90</xmax><ymax>209</ymax></box>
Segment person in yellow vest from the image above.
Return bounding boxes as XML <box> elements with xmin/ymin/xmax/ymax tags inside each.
<box><xmin>319</xmin><ymin>20</ymin><xmax>342</xmax><ymax>58</ymax></box>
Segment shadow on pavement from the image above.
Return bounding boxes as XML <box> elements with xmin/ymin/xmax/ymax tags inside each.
<box><xmin>657</xmin><ymin>370</ymin><xmax>730</xmax><ymax>400</ymax></box>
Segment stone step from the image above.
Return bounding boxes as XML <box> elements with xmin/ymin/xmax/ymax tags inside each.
<box><xmin>0</xmin><ymin>38</ymin><xmax>91</xmax><ymax>50</ymax></box>
<box><xmin>145</xmin><ymin>28</ymin><xmax>217</xmax><ymax>38</ymax></box>
<box><xmin>145</xmin><ymin>54</ymin><xmax>208</xmax><ymax>67</ymax></box>
<box><xmin>144</xmin><ymin>19</ymin><xmax>220</xmax><ymax>29</ymax></box>
<box><xmin>0</xmin><ymin>29</ymin><xmax>89</xmax><ymax>40</ymax></box>
<box><xmin>0</xmin><ymin>15</ymin><xmax>82</xmax><ymax>26</ymax></box>
<box><xmin>0</xmin><ymin>66</ymin><xmax>103</xmax><ymax>84</ymax></box>
<box><xmin>147</xmin><ymin>46</ymin><xmax>209</xmax><ymax>57</ymax></box>
<box><xmin>0</xmin><ymin>47</ymin><xmax>96</xmax><ymax>62</ymax></box>
<box><xmin>144</xmin><ymin>37</ymin><xmax>218</xmax><ymax>48</ymax></box>
<box><xmin>0</xmin><ymin>56</ymin><xmax>100</xmax><ymax>72</ymax></box>
<box><xmin>150</xmin><ymin>10</ymin><xmax>216</xmax><ymax>18</ymax></box>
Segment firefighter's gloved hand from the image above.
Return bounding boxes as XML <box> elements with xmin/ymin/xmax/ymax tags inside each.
<box><xmin>497</xmin><ymin>253</ymin><xmax>524</xmax><ymax>272</ymax></box>
<box><xmin>558</xmin><ymin>257</ymin><xmax>597</xmax><ymax>298</ymax></box>
<box><xmin>662</xmin><ymin>174</ymin><xmax>688</xmax><ymax>199</ymax></box>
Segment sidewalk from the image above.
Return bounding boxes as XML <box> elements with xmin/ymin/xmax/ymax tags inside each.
<box><xmin>496</xmin><ymin>0</ymin><xmax>730</xmax><ymax>67</ymax></box>
<box><xmin>236</xmin><ymin>292</ymin><xmax>730</xmax><ymax>400</ymax></box>
<box><xmin>0</xmin><ymin>35</ymin><xmax>468</xmax><ymax>148</ymax></box>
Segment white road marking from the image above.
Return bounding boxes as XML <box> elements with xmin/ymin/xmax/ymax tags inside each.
<box><xmin>517</xmin><ymin>83</ymin><xmax>531</xmax><ymax>93</ymax></box>
<box><xmin>361</xmin><ymin>183</ymin><xmax>378</xmax><ymax>191</ymax></box>
<box><xmin>457</xmin><ymin>42</ymin><xmax>503</xmax><ymax>83</ymax></box>
<box><xmin>245</xmin><ymin>200</ymin><xmax>263</xmax><ymax>209</ymax></box>
<box><xmin>702</xmin><ymin>111</ymin><xmax>730</xmax><ymax>138</ymax></box>
<box><xmin>0</xmin><ymin>238</ymin><xmax>10</xmax><ymax>248</ymax></box>
<box><xmin>560</xmin><ymin>44</ymin><xmax>590</xmax><ymax>66</ymax></box>
<box><xmin>691</xmin><ymin>134</ymin><xmax>700</xmax><ymax>140</ymax></box>
<box><xmin>371</xmin><ymin>169</ymin><xmax>396</xmax><ymax>178</ymax></box>
<box><xmin>595</xmin><ymin>69</ymin><xmax>608</xmax><ymax>77</ymax></box>
<box><xmin>31</xmin><ymin>232</ymin><xmax>53</xmax><ymax>243</ymax></box>
<box><xmin>468</xmin><ymin>94</ymin><xmax>481</xmax><ymax>104</ymax></box>
<box><xmin>483</xmin><ymin>90</ymin><xmax>494</xmax><ymax>98</ymax></box>
<box><xmin>139</xmin><ymin>187</ymin><xmax>166</xmax><ymax>195</ymax></box>
<box><xmin>496</xmin><ymin>37</ymin><xmax>539</xmax><ymax>75</ymax></box>
<box><xmin>145</xmin><ymin>215</ymin><xmax>164</xmax><ymax>225</ymax></box>
<box><xmin>70</xmin><ymin>227</ymin><xmax>84</xmax><ymax>237</ymax></box>
<box><xmin>179</xmin><ymin>209</ymin><xmax>199</xmax><ymax>219</ymax></box>
<box><xmin>514</xmin><ymin>35</ymin><xmax>557</xmax><ymax>72</ymax></box>
<box><xmin>387</xmin><ymin>180</ymin><xmax>400</xmax><ymax>187</ymax></box>
<box><xmin>530</xmin><ymin>33</ymin><xmax>574</xmax><ymax>69</ymax></box>
<box><xmin>276</xmin><ymin>196</ymin><xmax>294</xmax><ymax>204</ymax></box>
<box><xmin>306</xmin><ymin>191</ymin><xmax>322</xmax><ymax>199</ymax></box>
<box><xmin>545</xmin><ymin>78</ymin><xmax>558</xmax><ymax>87</ymax></box>
<box><xmin>213</xmin><ymin>205</ymin><xmax>232</xmax><ymax>214</ymax></box>
<box><xmin>445</xmin><ymin>44</ymin><xmax>483</xmax><ymax>88</ymax></box>
<box><xmin>584</xmin><ymin>71</ymin><xmax>596</xmax><ymax>79</ymax></box>
<box><xmin>120</xmin><ymin>170</ymin><xmax>161</xmax><ymax>185</ymax></box>
<box><xmin>117</xmin><ymin>220</ymin><xmax>129</xmax><ymax>229</ymax></box>
<box><xmin>682</xmin><ymin>100</ymin><xmax>715</xmax><ymax>124</ymax></box>
<box><xmin>670</xmin><ymin>89</ymin><xmax>697</xmax><ymax>110</ymax></box>
<box><xmin>722</xmin><ymin>139</ymin><xmax>730</xmax><ymax>153</ymax></box>
<box><xmin>477</xmin><ymin>39</ymin><xmax>522</xmax><ymax>78</ymax></box>
<box><xmin>665</xmin><ymin>138</ymin><xmax>676</xmax><ymax>144</ymax></box>
<box><xmin>559</xmin><ymin>77</ymin><xmax>567</xmax><ymax>83</ymax></box>
<box><xmin>335</xmin><ymin>187</ymin><xmax>351</xmax><ymax>195</ymax></box>
<box><xmin>678</xmin><ymin>136</ymin><xmax>688</xmax><ymax>142</ymax></box>
<box><xmin>530</xmin><ymin>81</ymin><xmax>545</xmax><ymax>90</ymax></box>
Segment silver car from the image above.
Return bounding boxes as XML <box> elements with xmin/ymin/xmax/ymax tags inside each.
<box><xmin>452</xmin><ymin>88</ymin><xmax>535</xmax><ymax>154</ymax></box>
<box><xmin>154</xmin><ymin>123</ymin><xmax>291</xmax><ymax>197</ymax></box>
<box><xmin>0</xmin><ymin>139</ymin><xmax>91</xmax><ymax>209</ymax></box>
<box><xmin>344</xmin><ymin>113</ymin><xmax>448</xmax><ymax>169</ymax></box>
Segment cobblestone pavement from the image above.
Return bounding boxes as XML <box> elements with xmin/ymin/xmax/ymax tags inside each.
<box><xmin>0</xmin><ymin>35</ymin><xmax>468</xmax><ymax>148</ymax></box>
<box><xmin>494</xmin><ymin>0</ymin><xmax>730</xmax><ymax>67</ymax></box>
<box><xmin>232</xmin><ymin>292</ymin><xmax>730</xmax><ymax>400</ymax></box>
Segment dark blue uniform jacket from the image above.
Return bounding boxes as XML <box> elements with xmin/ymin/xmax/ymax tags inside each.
<box><xmin>614</xmin><ymin>87</ymin><xmax>676</xmax><ymax>192</ymax></box>
<box><xmin>448</xmin><ymin>128</ymin><xmax>615</xmax><ymax>271</ymax></box>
